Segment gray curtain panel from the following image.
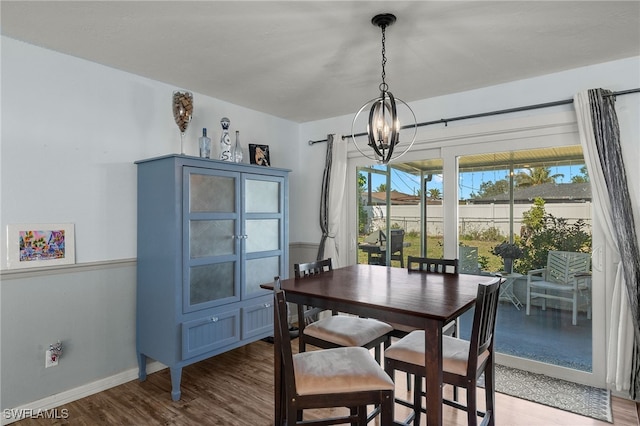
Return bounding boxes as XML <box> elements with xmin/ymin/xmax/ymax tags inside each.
<box><xmin>317</xmin><ymin>134</ymin><xmax>333</xmax><ymax>260</ymax></box>
<box><xmin>587</xmin><ymin>88</ymin><xmax>640</xmax><ymax>398</ymax></box>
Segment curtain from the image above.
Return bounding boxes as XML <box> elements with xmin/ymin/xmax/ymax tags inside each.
<box><xmin>317</xmin><ymin>134</ymin><xmax>348</xmax><ymax>266</ymax></box>
<box><xmin>574</xmin><ymin>89</ymin><xmax>640</xmax><ymax>398</ymax></box>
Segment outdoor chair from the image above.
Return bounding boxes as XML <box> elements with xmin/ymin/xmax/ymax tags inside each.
<box><xmin>272</xmin><ymin>283</ymin><xmax>395</xmax><ymax>425</ymax></box>
<box><xmin>295</xmin><ymin>259</ymin><xmax>393</xmax><ymax>363</ymax></box>
<box><xmin>368</xmin><ymin>229</ymin><xmax>406</xmax><ymax>267</ymax></box>
<box><xmin>384</xmin><ymin>276</ymin><xmax>503</xmax><ymax>426</ymax></box>
<box><xmin>526</xmin><ymin>250</ymin><xmax>591</xmax><ymax>325</ymax></box>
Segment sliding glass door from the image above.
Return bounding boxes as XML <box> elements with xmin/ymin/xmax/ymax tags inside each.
<box><xmin>455</xmin><ymin>146</ymin><xmax>593</xmax><ymax>373</ymax></box>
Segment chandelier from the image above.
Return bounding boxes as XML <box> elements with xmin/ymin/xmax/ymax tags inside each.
<box><xmin>351</xmin><ymin>13</ymin><xmax>417</xmax><ymax>164</ymax></box>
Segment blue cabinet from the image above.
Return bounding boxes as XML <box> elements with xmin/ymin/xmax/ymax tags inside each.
<box><xmin>135</xmin><ymin>155</ymin><xmax>288</xmax><ymax>400</ymax></box>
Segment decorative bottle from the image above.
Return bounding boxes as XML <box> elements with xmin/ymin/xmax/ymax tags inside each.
<box><xmin>198</xmin><ymin>128</ymin><xmax>211</xmax><ymax>159</ymax></box>
<box><xmin>219</xmin><ymin>117</ymin><xmax>232</xmax><ymax>161</ymax></box>
<box><xmin>233</xmin><ymin>131</ymin><xmax>244</xmax><ymax>163</ymax></box>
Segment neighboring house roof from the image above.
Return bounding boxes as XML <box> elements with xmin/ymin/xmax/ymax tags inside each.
<box><xmin>469</xmin><ymin>182</ymin><xmax>591</xmax><ymax>204</ymax></box>
<box><xmin>362</xmin><ymin>190</ymin><xmax>423</xmax><ymax>205</ymax></box>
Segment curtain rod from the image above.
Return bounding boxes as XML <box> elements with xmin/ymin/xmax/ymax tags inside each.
<box><xmin>307</xmin><ymin>88</ymin><xmax>640</xmax><ymax>145</ymax></box>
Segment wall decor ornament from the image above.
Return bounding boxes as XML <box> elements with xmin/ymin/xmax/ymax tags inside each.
<box><xmin>219</xmin><ymin>117</ymin><xmax>232</xmax><ymax>161</ymax></box>
<box><xmin>6</xmin><ymin>223</ymin><xmax>75</xmax><ymax>269</ymax></box>
<box><xmin>249</xmin><ymin>144</ymin><xmax>270</xmax><ymax>166</ymax></box>
<box><xmin>172</xmin><ymin>90</ymin><xmax>193</xmax><ymax>155</ymax></box>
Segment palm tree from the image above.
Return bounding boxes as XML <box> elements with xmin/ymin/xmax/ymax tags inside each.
<box><xmin>428</xmin><ymin>188</ymin><xmax>442</xmax><ymax>199</ymax></box>
<box><xmin>514</xmin><ymin>166</ymin><xmax>564</xmax><ymax>187</ymax></box>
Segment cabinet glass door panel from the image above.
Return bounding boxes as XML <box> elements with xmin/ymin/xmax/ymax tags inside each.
<box><xmin>245</xmin><ymin>256</ymin><xmax>280</xmax><ymax>296</ymax></box>
<box><xmin>190</xmin><ymin>174</ymin><xmax>235</xmax><ymax>213</ymax></box>
<box><xmin>190</xmin><ymin>220</ymin><xmax>235</xmax><ymax>257</ymax></box>
<box><xmin>190</xmin><ymin>262</ymin><xmax>236</xmax><ymax>306</ymax></box>
<box><xmin>245</xmin><ymin>179</ymin><xmax>280</xmax><ymax>213</ymax></box>
<box><xmin>245</xmin><ymin>219</ymin><xmax>279</xmax><ymax>253</ymax></box>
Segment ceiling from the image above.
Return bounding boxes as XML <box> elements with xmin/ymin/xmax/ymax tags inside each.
<box><xmin>2</xmin><ymin>1</ymin><xmax>639</xmax><ymax>123</ymax></box>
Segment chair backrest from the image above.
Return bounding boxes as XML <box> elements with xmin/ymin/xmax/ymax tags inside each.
<box><xmin>467</xmin><ymin>276</ymin><xmax>503</xmax><ymax>375</ymax></box>
<box><xmin>546</xmin><ymin>251</ymin><xmax>591</xmax><ymax>285</ymax></box>
<box><xmin>294</xmin><ymin>258</ymin><xmax>333</xmax><ymax>278</ymax></box>
<box><xmin>407</xmin><ymin>256</ymin><xmax>458</xmax><ymax>274</ymax></box>
<box><xmin>273</xmin><ymin>281</ymin><xmax>298</xmax><ymax>398</ymax></box>
<box><xmin>379</xmin><ymin>229</ymin><xmax>405</xmax><ymax>254</ymax></box>
<box><xmin>389</xmin><ymin>229</ymin><xmax>405</xmax><ymax>254</ymax></box>
<box><xmin>458</xmin><ymin>246</ymin><xmax>480</xmax><ymax>274</ymax></box>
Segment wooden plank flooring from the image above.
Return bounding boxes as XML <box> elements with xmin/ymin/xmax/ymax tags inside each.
<box><xmin>12</xmin><ymin>339</ymin><xmax>639</xmax><ymax>425</ymax></box>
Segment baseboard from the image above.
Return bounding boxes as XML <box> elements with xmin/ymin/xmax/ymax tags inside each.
<box><xmin>1</xmin><ymin>361</ymin><xmax>166</xmax><ymax>425</ymax></box>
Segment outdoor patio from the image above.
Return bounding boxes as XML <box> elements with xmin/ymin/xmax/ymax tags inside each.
<box><xmin>459</xmin><ymin>289</ymin><xmax>592</xmax><ymax>372</ymax></box>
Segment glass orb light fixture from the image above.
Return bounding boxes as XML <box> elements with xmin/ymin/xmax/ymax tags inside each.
<box><xmin>351</xmin><ymin>13</ymin><xmax>417</xmax><ymax>164</ymax></box>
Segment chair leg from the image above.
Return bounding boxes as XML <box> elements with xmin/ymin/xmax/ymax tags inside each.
<box><xmin>466</xmin><ymin>383</ymin><xmax>478</xmax><ymax>426</ymax></box>
<box><xmin>485</xmin><ymin>363</ymin><xmax>496</xmax><ymax>426</ymax></box>
<box><xmin>526</xmin><ymin>284</ymin><xmax>531</xmax><ymax>316</ymax></box>
<box><xmin>381</xmin><ymin>391</ymin><xmax>394</xmax><ymax>426</ymax></box>
<box><xmin>572</xmin><ymin>292</ymin><xmax>578</xmax><ymax>325</ymax></box>
<box><xmin>413</xmin><ymin>374</ymin><xmax>422</xmax><ymax>425</ymax></box>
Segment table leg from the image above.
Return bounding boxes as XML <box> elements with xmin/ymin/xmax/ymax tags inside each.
<box><xmin>274</xmin><ymin>303</ymin><xmax>282</xmax><ymax>424</ymax></box>
<box><xmin>424</xmin><ymin>321</ymin><xmax>443</xmax><ymax>426</ymax></box>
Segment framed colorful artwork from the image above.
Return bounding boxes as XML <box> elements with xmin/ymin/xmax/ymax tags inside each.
<box><xmin>249</xmin><ymin>144</ymin><xmax>270</xmax><ymax>167</ymax></box>
<box><xmin>6</xmin><ymin>223</ymin><xmax>75</xmax><ymax>269</ymax></box>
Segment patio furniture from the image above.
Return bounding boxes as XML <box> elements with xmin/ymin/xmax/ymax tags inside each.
<box><xmin>499</xmin><ymin>273</ymin><xmax>524</xmax><ymax>310</ymax></box>
<box><xmin>272</xmin><ymin>285</ymin><xmax>395</xmax><ymax>425</ymax></box>
<box><xmin>294</xmin><ymin>259</ymin><xmax>393</xmax><ymax>363</ymax></box>
<box><xmin>459</xmin><ymin>246</ymin><xmax>480</xmax><ymax>274</ymax></box>
<box><xmin>384</xmin><ymin>276</ymin><xmax>503</xmax><ymax>426</ymax></box>
<box><xmin>359</xmin><ymin>229</ymin><xmax>406</xmax><ymax>267</ymax></box>
<box><xmin>526</xmin><ymin>251</ymin><xmax>591</xmax><ymax>325</ymax></box>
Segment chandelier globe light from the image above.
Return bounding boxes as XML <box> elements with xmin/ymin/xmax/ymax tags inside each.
<box><xmin>351</xmin><ymin>13</ymin><xmax>417</xmax><ymax>164</ymax></box>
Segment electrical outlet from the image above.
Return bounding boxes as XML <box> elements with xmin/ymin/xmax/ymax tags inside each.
<box><xmin>45</xmin><ymin>349</ymin><xmax>58</xmax><ymax>368</ymax></box>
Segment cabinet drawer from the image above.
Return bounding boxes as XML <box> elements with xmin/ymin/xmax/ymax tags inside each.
<box><xmin>182</xmin><ymin>309</ymin><xmax>240</xmax><ymax>360</ymax></box>
<box><xmin>242</xmin><ymin>298</ymin><xmax>274</xmax><ymax>339</ymax></box>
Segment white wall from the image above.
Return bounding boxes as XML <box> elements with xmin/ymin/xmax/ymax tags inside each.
<box><xmin>0</xmin><ymin>36</ymin><xmax>300</xmax><ymax>268</ymax></box>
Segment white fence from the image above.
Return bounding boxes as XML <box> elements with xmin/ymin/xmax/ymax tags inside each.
<box><xmin>366</xmin><ymin>202</ymin><xmax>592</xmax><ymax>237</ymax></box>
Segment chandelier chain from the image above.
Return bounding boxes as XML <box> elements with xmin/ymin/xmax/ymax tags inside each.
<box><xmin>379</xmin><ymin>24</ymin><xmax>388</xmax><ymax>92</ymax></box>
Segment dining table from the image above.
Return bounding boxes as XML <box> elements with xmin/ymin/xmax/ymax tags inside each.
<box><xmin>261</xmin><ymin>263</ymin><xmax>490</xmax><ymax>426</ymax></box>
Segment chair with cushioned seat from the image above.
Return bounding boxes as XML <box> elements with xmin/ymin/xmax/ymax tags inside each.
<box><xmin>295</xmin><ymin>259</ymin><xmax>393</xmax><ymax>363</ymax></box>
<box><xmin>384</xmin><ymin>276</ymin><xmax>503</xmax><ymax>426</ymax></box>
<box><xmin>392</xmin><ymin>256</ymin><xmax>460</xmax><ymax>393</ymax></box>
<box><xmin>272</xmin><ymin>283</ymin><xmax>395</xmax><ymax>425</ymax></box>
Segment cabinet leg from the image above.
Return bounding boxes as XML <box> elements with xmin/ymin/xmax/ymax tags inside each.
<box><xmin>170</xmin><ymin>367</ymin><xmax>182</xmax><ymax>401</ymax></box>
<box><xmin>137</xmin><ymin>352</ymin><xmax>147</xmax><ymax>382</ymax></box>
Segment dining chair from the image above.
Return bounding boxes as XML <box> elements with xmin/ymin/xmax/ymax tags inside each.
<box><xmin>393</xmin><ymin>256</ymin><xmax>460</xmax><ymax>393</ymax></box>
<box><xmin>273</xmin><ymin>283</ymin><xmax>395</xmax><ymax>425</ymax></box>
<box><xmin>295</xmin><ymin>258</ymin><xmax>393</xmax><ymax>363</ymax></box>
<box><xmin>384</xmin><ymin>275</ymin><xmax>503</xmax><ymax>426</ymax></box>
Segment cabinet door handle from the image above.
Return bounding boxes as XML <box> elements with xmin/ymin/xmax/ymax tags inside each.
<box><xmin>210</xmin><ymin>316</ymin><xmax>218</xmax><ymax>322</ymax></box>
<box><xmin>263</xmin><ymin>303</ymin><xmax>271</xmax><ymax>308</ymax></box>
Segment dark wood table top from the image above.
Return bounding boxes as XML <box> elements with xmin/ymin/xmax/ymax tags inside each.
<box><xmin>263</xmin><ymin>263</ymin><xmax>486</xmax><ymax>328</ymax></box>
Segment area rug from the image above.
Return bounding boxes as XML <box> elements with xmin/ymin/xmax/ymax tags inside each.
<box><xmin>487</xmin><ymin>364</ymin><xmax>612</xmax><ymax>423</ymax></box>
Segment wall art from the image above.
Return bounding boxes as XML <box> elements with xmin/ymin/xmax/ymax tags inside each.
<box><xmin>249</xmin><ymin>144</ymin><xmax>270</xmax><ymax>167</ymax></box>
<box><xmin>6</xmin><ymin>223</ymin><xmax>75</xmax><ymax>269</ymax></box>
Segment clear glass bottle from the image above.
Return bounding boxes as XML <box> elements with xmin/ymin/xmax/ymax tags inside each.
<box><xmin>233</xmin><ymin>130</ymin><xmax>244</xmax><ymax>163</ymax></box>
<box><xmin>198</xmin><ymin>128</ymin><xmax>211</xmax><ymax>158</ymax></box>
<box><xmin>219</xmin><ymin>117</ymin><xmax>232</xmax><ymax>161</ymax></box>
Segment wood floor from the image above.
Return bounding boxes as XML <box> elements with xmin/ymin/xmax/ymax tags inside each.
<box><xmin>13</xmin><ymin>339</ymin><xmax>639</xmax><ymax>426</ymax></box>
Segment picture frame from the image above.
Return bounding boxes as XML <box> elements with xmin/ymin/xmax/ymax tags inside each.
<box><xmin>6</xmin><ymin>223</ymin><xmax>75</xmax><ymax>269</ymax></box>
<box><xmin>249</xmin><ymin>144</ymin><xmax>271</xmax><ymax>167</ymax></box>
